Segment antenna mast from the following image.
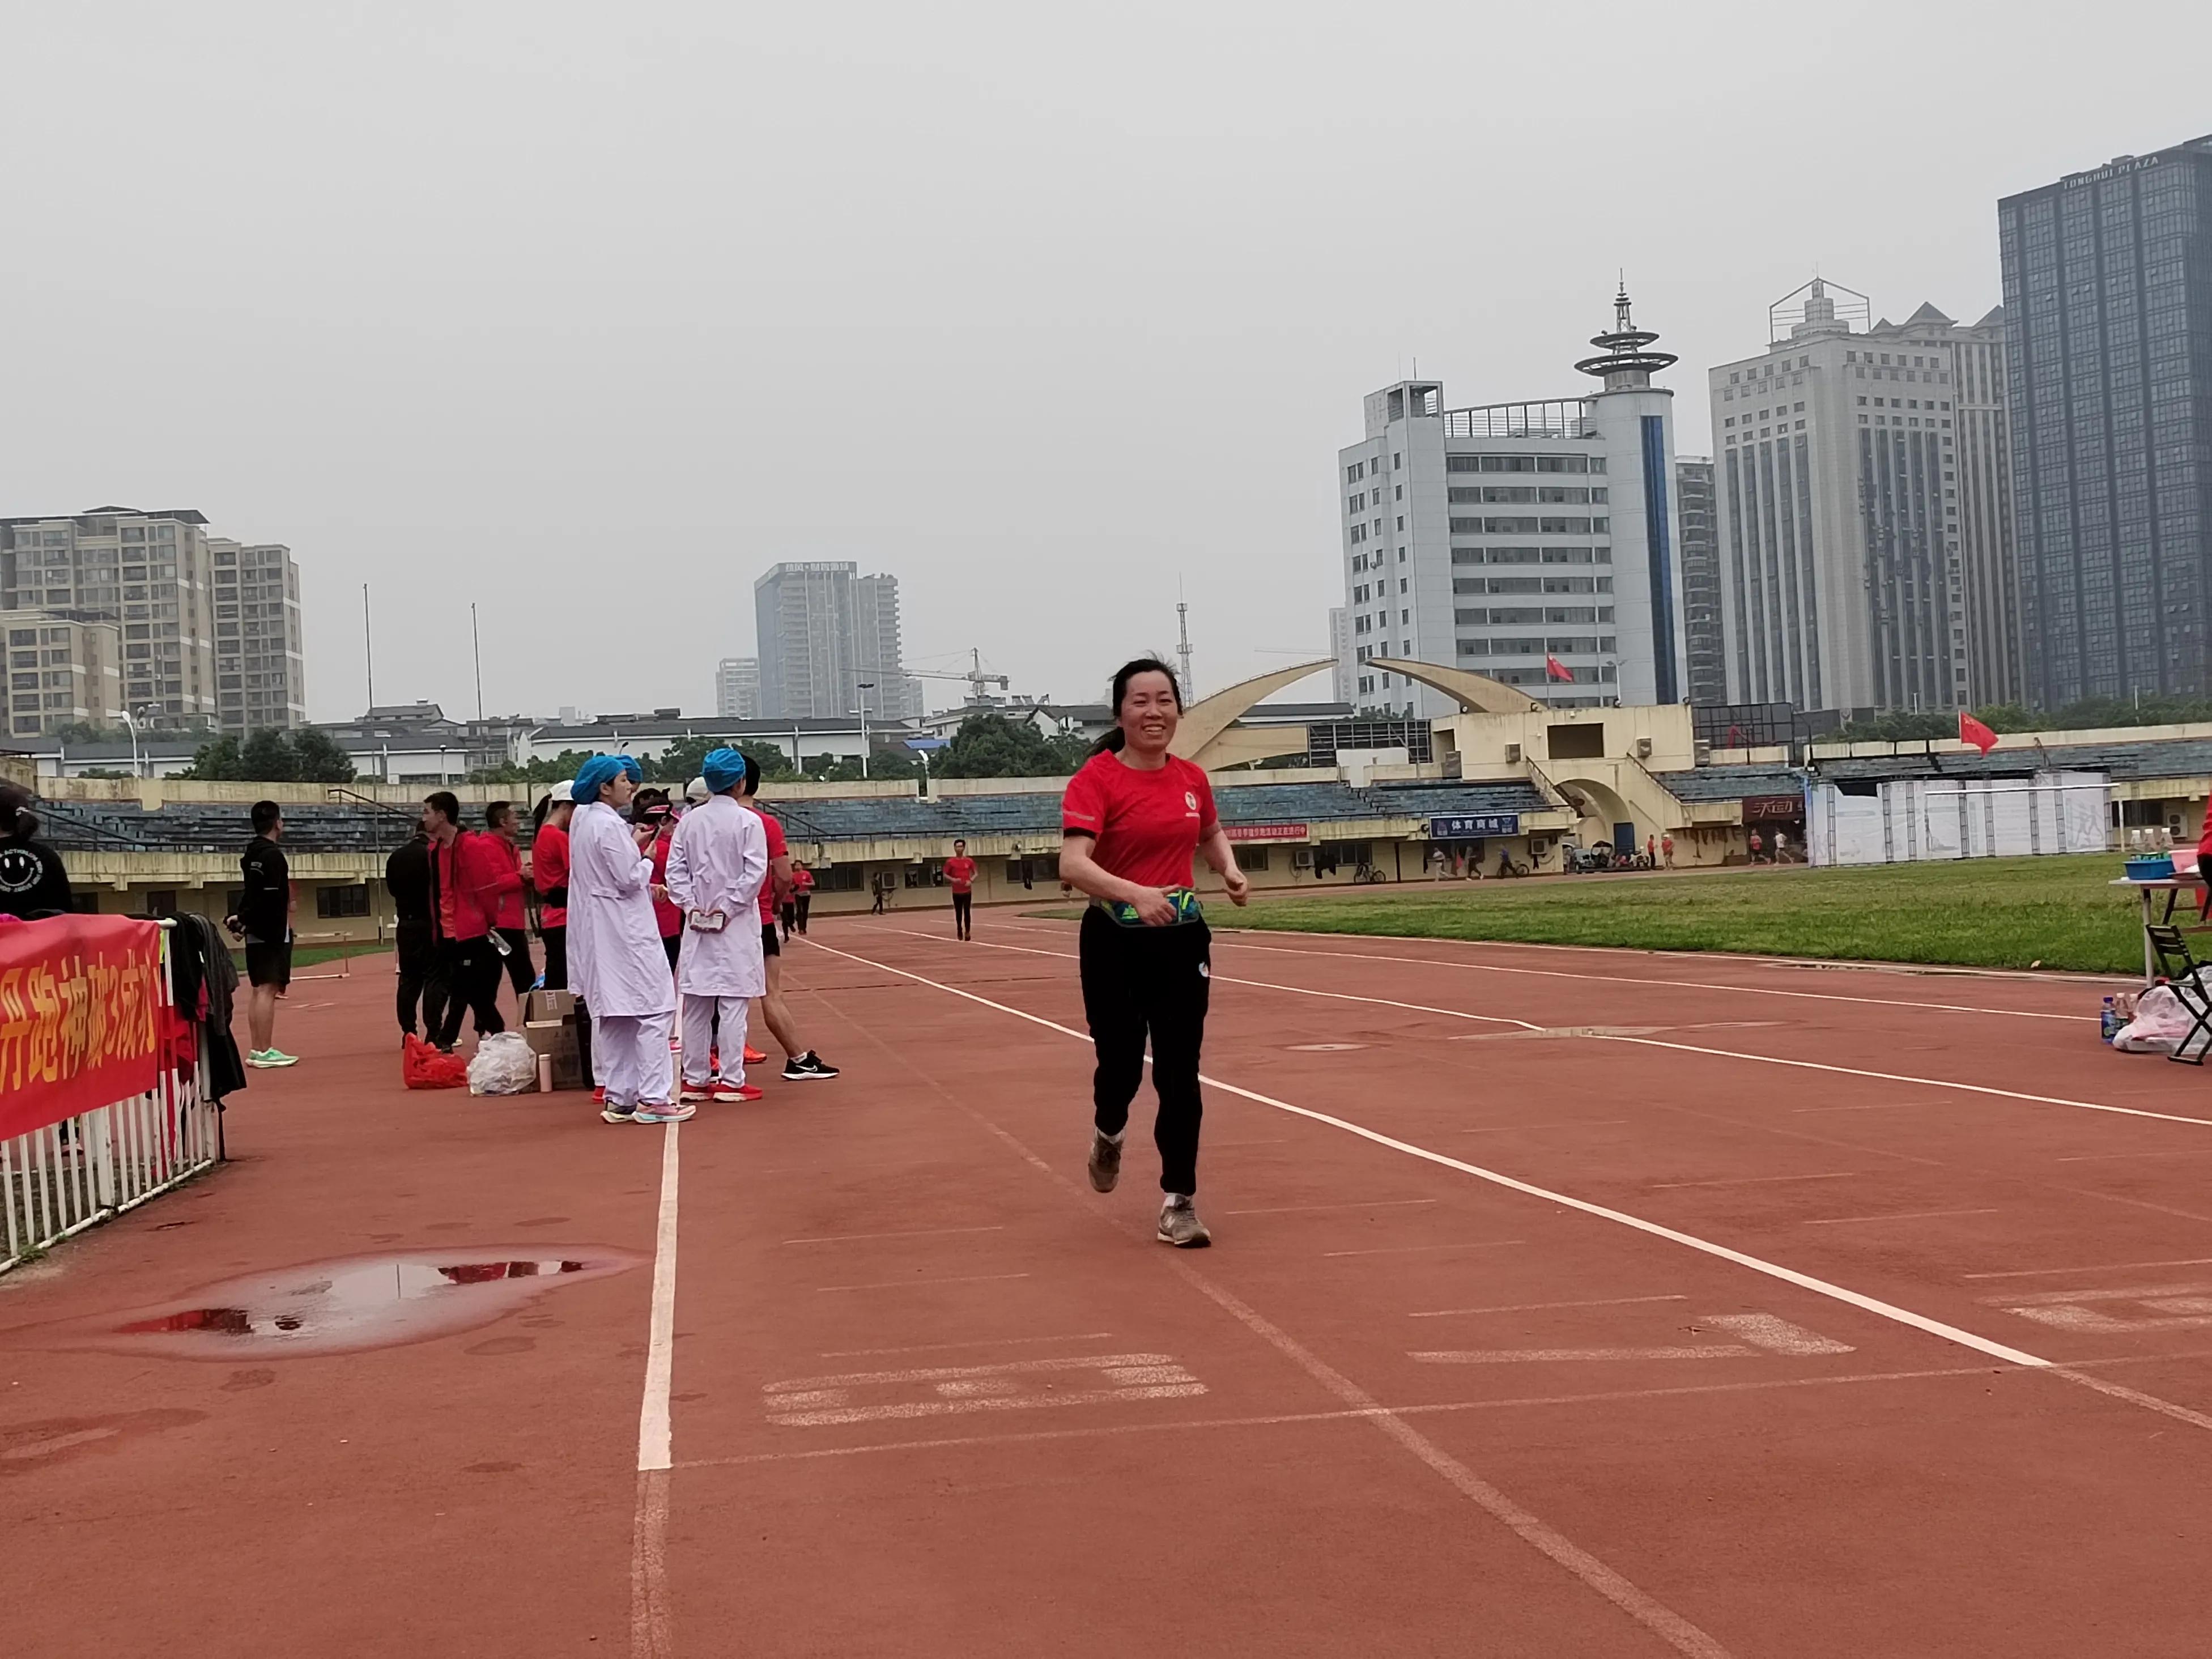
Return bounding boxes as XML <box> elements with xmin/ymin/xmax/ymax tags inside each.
<box><xmin>363</xmin><ymin>584</ymin><xmax>376</xmax><ymax>711</ymax></box>
<box><xmin>1176</xmin><ymin>589</ymin><xmax>1194</xmax><ymax>699</ymax></box>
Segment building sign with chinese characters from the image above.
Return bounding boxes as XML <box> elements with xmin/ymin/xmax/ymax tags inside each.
<box><xmin>1222</xmin><ymin>822</ymin><xmax>1308</xmax><ymax>844</ymax></box>
<box><xmin>1741</xmin><ymin>795</ymin><xmax>1802</xmax><ymax>823</ymax></box>
<box><xmin>1430</xmin><ymin>813</ymin><xmax>1520</xmax><ymax>840</ymax></box>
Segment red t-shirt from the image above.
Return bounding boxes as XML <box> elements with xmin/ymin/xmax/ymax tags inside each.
<box><xmin>533</xmin><ymin>822</ymin><xmax>570</xmax><ymax>928</ymax></box>
<box><xmin>1061</xmin><ymin>752</ymin><xmax>1216</xmax><ymax>891</ymax></box>
<box><xmin>792</xmin><ymin>865</ymin><xmax>814</xmax><ymax>895</ymax></box>
<box><xmin>943</xmin><ymin>856</ymin><xmax>977</xmax><ymax>894</ymax></box>
<box><xmin>755</xmin><ymin>809</ymin><xmax>789</xmax><ymax>922</ymax></box>
<box><xmin>648</xmin><ymin>831</ymin><xmax>681</xmax><ymax>938</ymax></box>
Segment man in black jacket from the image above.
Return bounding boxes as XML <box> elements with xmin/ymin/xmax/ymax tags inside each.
<box><xmin>386</xmin><ymin>826</ymin><xmax>446</xmax><ymax>1041</ymax></box>
<box><xmin>0</xmin><ymin>784</ymin><xmax>72</xmax><ymax>920</ymax></box>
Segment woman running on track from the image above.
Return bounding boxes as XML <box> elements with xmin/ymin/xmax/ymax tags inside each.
<box><xmin>1058</xmin><ymin>657</ymin><xmax>1248</xmax><ymax>1247</ymax></box>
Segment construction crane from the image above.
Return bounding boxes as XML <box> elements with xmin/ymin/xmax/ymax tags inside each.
<box><xmin>903</xmin><ymin>648</ymin><xmax>1011</xmax><ymax>704</ymax></box>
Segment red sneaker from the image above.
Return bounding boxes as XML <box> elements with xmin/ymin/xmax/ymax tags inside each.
<box><xmin>711</xmin><ymin>1083</ymin><xmax>765</xmax><ymax>1103</ymax></box>
<box><xmin>593</xmin><ymin>1086</ymin><xmax>606</xmax><ymax>1105</ymax></box>
<box><xmin>742</xmin><ymin>1045</ymin><xmax>766</xmax><ymax>1065</ymax></box>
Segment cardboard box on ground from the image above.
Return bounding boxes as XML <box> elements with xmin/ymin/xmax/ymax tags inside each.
<box><xmin>522</xmin><ymin>989</ymin><xmax>584</xmax><ymax>1090</ymax></box>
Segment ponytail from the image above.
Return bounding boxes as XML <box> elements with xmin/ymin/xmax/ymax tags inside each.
<box><xmin>1091</xmin><ymin>727</ymin><xmax>1128</xmax><ymax>756</ymax></box>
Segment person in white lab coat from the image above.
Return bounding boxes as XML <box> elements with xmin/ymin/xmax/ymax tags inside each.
<box><xmin>666</xmin><ymin>748</ymin><xmax>770</xmax><ymax>1103</ymax></box>
<box><xmin>567</xmin><ymin>754</ymin><xmax>692</xmax><ymax>1125</ymax></box>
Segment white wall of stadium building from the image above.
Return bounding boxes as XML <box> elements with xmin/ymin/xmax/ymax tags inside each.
<box><xmin>1337</xmin><ymin>371</ymin><xmax>1684</xmax><ymax>722</ymax></box>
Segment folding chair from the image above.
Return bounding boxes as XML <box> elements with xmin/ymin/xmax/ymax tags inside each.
<box><xmin>2145</xmin><ymin>924</ymin><xmax>2212</xmax><ymax>1065</ymax></box>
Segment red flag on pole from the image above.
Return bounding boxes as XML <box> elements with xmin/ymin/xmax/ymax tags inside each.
<box><xmin>1545</xmin><ymin>656</ymin><xmax>1574</xmax><ymax>683</ymax></box>
<box><xmin>1958</xmin><ymin>712</ymin><xmax>1999</xmax><ymax>755</ymax></box>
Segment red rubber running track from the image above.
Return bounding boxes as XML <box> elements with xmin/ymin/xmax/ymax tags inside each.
<box><xmin>10</xmin><ymin>913</ymin><xmax>2212</xmax><ymax>1656</ymax></box>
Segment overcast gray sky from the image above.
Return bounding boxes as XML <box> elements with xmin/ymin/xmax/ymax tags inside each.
<box><xmin>3</xmin><ymin>2</ymin><xmax>2206</xmax><ymax>724</ymax></box>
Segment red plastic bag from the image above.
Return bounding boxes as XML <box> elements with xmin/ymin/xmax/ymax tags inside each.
<box><xmin>403</xmin><ymin>1033</ymin><xmax>470</xmax><ymax>1091</ymax></box>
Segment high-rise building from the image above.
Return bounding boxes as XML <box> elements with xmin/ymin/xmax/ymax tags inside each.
<box><xmin>754</xmin><ymin>561</ymin><xmax>921</xmax><ymax>719</ymax></box>
<box><xmin>1675</xmin><ymin>457</ymin><xmax>1725</xmax><ymax>707</ymax></box>
<box><xmin>1328</xmin><ymin>607</ymin><xmax>1351</xmax><ymax>704</ymax></box>
<box><xmin>208</xmin><ymin>539</ymin><xmax>306</xmax><ymax>731</ymax></box>
<box><xmin>1709</xmin><ymin>280</ymin><xmax>2018</xmax><ymax>713</ymax></box>
<box><xmin>853</xmin><ymin>573</ymin><xmax>923</xmax><ymax>719</ymax></box>
<box><xmin>0</xmin><ymin>611</ymin><xmax>122</xmax><ymax>739</ymax></box>
<box><xmin>716</xmin><ymin>656</ymin><xmax>761</xmax><ymax>718</ymax></box>
<box><xmin>2000</xmin><ymin>134</ymin><xmax>2212</xmax><ymax>706</ymax></box>
<box><xmin>0</xmin><ymin>507</ymin><xmax>219</xmax><ymax>728</ymax></box>
<box><xmin>1336</xmin><ymin>290</ymin><xmax>1685</xmax><ymax>717</ymax></box>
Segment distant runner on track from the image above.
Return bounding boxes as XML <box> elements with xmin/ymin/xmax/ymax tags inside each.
<box><xmin>1058</xmin><ymin>657</ymin><xmax>1248</xmax><ymax>1248</ymax></box>
<box><xmin>945</xmin><ymin>838</ymin><xmax>977</xmax><ymax>941</ymax></box>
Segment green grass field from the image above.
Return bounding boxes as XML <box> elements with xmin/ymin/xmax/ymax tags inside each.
<box><xmin>1191</xmin><ymin>854</ymin><xmax>2153</xmax><ymax>973</ymax></box>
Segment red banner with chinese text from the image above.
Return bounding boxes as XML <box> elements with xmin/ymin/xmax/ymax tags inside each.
<box><xmin>0</xmin><ymin>914</ymin><xmax>165</xmax><ymax>1141</ymax></box>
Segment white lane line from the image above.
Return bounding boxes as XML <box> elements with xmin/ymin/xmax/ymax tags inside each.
<box><xmin>1224</xmin><ymin>1197</ymin><xmax>1439</xmax><ymax>1217</ymax></box>
<box><xmin>892</xmin><ymin>928</ymin><xmax>2206</xmax><ymax>1134</ymax></box>
<box><xmin>1162</xmin><ymin>1259</ymin><xmax>1737</xmax><ymax>1658</ymax></box>
<box><xmin>1203</xmin><ymin>934</ymin><xmax>2092</xmax><ymax>1022</ymax></box>
<box><xmin>1707</xmin><ymin>1313</ymin><xmax>1856</xmax><ymax>1355</ymax></box>
<box><xmin>1792</xmin><ymin>1100</ymin><xmax>1942</xmax><ymax>1113</ymax></box>
<box><xmin>1324</xmin><ymin>1239</ymin><xmax>1526</xmax><ymax>1258</ymax></box>
<box><xmin>1593</xmin><ymin>1035</ymin><xmax>2212</xmax><ymax>1130</ymax></box>
<box><xmin>879</xmin><ymin>928</ymin><xmax>1546</xmax><ymax>1031</ymax></box>
<box><xmin>1412</xmin><ymin>1294</ymin><xmax>1689</xmax><ymax>1320</ymax></box>
<box><xmin>679</xmin><ymin>1362</ymin><xmax>2005</xmax><ymax>1470</ymax></box>
<box><xmin>782</xmin><ymin>1224</ymin><xmax>1005</xmax><ymax>1246</ymax></box>
<box><xmin>766</xmin><ymin>1352</ymin><xmax>1176</xmax><ymax>1391</ymax></box>
<box><xmin>1802</xmin><ymin>1208</ymin><xmax>2002</xmax><ymax>1227</ymax></box>
<box><xmin>629</xmin><ymin>1121</ymin><xmax>683</xmax><ymax>1659</ymax></box>
<box><xmin>1461</xmin><ymin>1120</ymin><xmax>1631</xmax><ymax>1133</ymax></box>
<box><xmin>1964</xmin><ymin>1256</ymin><xmax>2212</xmax><ymax>1281</ymax></box>
<box><xmin>2053</xmin><ymin>1148</ymin><xmax>2212</xmax><ymax>1163</ymax></box>
<box><xmin>637</xmin><ymin>1122</ymin><xmax>682</xmax><ymax>1473</ymax></box>
<box><xmin>812</xmin><ymin>938</ymin><xmax>2212</xmax><ymax>1445</ymax></box>
<box><xmin>815</xmin><ymin>1272</ymin><xmax>1030</xmax><ymax>1294</ymax></box>
<box><xmin>802</xmin><ymin>940</ymin><xmax>2050</xmax><ymax>1369</ymax></box>
<box><xmin>1415</xmin><ymin>1345</ymin><xmax>1755</xmax><ymax>1364</ymax></box>
<box><xmin>818</xmin><ymin>943</ymin><xmax>1730</xmax><ymax>1657</ymax></box>
<box><xmin>1650</xmin><ymin>1172</ymin><xmax>1860</xmax><ymax>1190</ymax></box>
<box><xmin>820</xmin><ymin>1330</ymin><xmax>1116</xmax><ymax>1359</ymax></box>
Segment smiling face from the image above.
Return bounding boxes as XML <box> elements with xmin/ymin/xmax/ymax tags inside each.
<box><xmin>1117</xmin><ymin>670</ymin><xmax>1180</xmax><ymax>754</ymax></box>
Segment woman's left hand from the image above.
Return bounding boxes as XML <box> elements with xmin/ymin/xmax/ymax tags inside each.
<box><xmin>1223</xmin><ymin>867</ymin><xmax>1251</xmax><ymax>907</ymax></box>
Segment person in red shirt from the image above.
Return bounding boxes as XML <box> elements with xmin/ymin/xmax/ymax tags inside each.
<box><xmin>483</xmin><ymin>801</ymin><xmax>535</xmax><ymax>1007</ymax></box>
<box><xmin>789</xmin><ymin>861</ymin><xmax>815</xmax><ymax>935</ymax></box>
<box><xmin>427</xmin><ymin>792</ymin><xmax>508</xmax><ymax>1049</ymax></box>
<box><xmin>943</xmin><ymin>838</ymin><xmax>978</xmax><ymax>941</ymax></box>
<box><xmin>735</xmin><ymin>755</ymin><xmax>839</xmax><ymax>1082</ymax></box>
<box><xmin>635</xmin><ymin>789</ymin><xmax>683</xmax><ymax>972</ymax></box>
<box><xmin>531</xmin><ymin>784</ymin><xmax>574</xmax><ymax>989</ymax></box>
<box><xmin>1059</xmin><ymin>657</ymin><xmax>1249</xmax><ymax>1248</ymax></box>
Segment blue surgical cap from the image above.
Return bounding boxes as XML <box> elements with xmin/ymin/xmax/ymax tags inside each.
<box><xmin>572</xmin><ymin>752</ymin><xmax>643</xmax><ymax>804</ymax></box>
<box><xmin>701</xmin><ymin>747</ymin><xmax>747</xmax><ymax>794</ymax></box>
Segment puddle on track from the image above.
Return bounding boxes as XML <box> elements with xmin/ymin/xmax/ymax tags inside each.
<box><xmin>74</xmin><ymin>1247</ymin><xmax>641</xmax><ymax>1359</ymax></box>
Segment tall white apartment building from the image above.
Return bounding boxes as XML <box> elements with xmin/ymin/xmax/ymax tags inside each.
<box><xmin>0</xmin><ymin>611</ymin><xmax>122</xmax><ymax>739</ymax></box>
<box><xmin>716</xmin><ymin>656</ymin><xmax>761</xmax><ymax>718</ymax></box>
<box><xmin>1327</xmin><ymin>607</ymin><xmax>1350</xmax><ymax>703</ymax></box>
<box><xmin>1710</xmin><ymin>279</ymin><xmax>2017</xmax><ymax>712</ymax></box>
<box><xmin>754</xmin><ymin>561</ymin><xmax>922</xmax><ymax>720</ymax></box>
<box><xmin>1337</xmin><ymin>292</ymin><xmax>1686</xmax><ymax>718</ymax></box>
<box><xmin>208</xmin><ymin>538</ymin><xmax>307</xmax><ymax>731</ymax></box>
<box><xmin>0</xmin><ymin>507</ymin><xmax>219</xmax><ymax>727</ymax></box>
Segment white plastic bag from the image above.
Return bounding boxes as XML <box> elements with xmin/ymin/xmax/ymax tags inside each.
<box><xmin>2112</xmin><ymin>985</ymin><xmax>2196</xmax><ymax>1055</ymax></box>
<box><xmin>467</xmin><ymin>1031</ymin><xmax>541</xmax><ymax>1095</ymax></box>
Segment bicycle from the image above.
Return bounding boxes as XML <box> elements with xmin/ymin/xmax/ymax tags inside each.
<box><xmin>1494</xmin><ymin>857</ymin><xmax>1530</xmax><ymax>878</ymax></box>
<box><xmin>1352</xmin><ymin>861</ymin><xmax>1389</xmax><ymax>884</ymax></box>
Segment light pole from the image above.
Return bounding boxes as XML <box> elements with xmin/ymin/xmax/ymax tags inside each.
<box><xmin>856</xmin><ymin>680</ymin><xmax>874</xmax><ymax>780</ymax></box>
<box><xmin>119</xmin><ymin>708</ymin><xmax>141</xmax><ymax>779</ymax></box>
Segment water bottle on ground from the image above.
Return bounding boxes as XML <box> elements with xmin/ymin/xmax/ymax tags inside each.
<box><xmin>2100</xmin><ymin>996</ymin><xmax>2120</xmax><ymax>1043</ymax></box>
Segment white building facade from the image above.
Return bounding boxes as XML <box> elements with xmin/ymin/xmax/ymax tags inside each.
<box><xmin>208</xmin><ymin>538</ymin><xmax>307</xmax><ymax>731</ymax></box>
<box><xmin>1711</xmin><ymin>279</ymin><xmax>2015</xmax><ymax>713</ymax></box>
<box><xmin>754</xmin><ymin>562</ymin><xmax>922</xmax><ymax>720</ymax></box>
<box><xmin>715</xmin><ymin>656</ymin><xmax>760</xmax><ymax>718</ymax></box>
<box><xmin>1336</xmin><ymin>295</ymin><xmax>1686</xmax><ymax>718</ymax></box>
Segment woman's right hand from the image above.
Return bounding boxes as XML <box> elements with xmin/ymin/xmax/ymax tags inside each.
<box><xmin>1130</xmin><ymin>887</ymin><xmax>1178</xmax><ymax>927</ymax></box>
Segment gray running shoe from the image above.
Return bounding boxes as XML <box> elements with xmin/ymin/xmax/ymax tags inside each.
<box><xmin>1157</xmin><ymin>1198</ymin><xmax>1211</xmax><ymax>1248</ymax></box>
<box><xmin>1087</xmin><ymin>1130</ymin><xmax>1122</xmax><ymax>1193</ymax></box>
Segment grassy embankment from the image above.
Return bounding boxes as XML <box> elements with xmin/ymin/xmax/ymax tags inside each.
<box><xmin>1158</xmin><ymin>855</ymin><xmax>2149</xmax><ymax>974</ymax></box>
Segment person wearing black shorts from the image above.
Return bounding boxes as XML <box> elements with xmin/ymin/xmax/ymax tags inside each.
<box><xmin>231</xmin><ymin>800</ymin><xmax>298</xmax><ymax>1069</ymax></box>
